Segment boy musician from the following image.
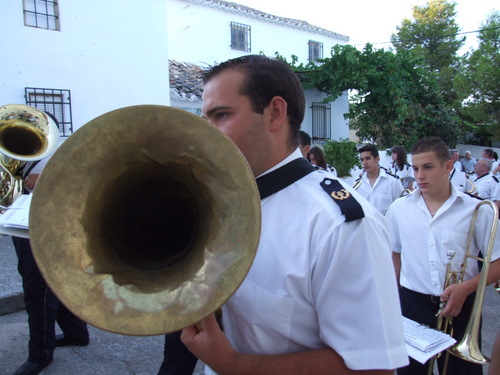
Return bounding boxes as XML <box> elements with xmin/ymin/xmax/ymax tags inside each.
<box><xmin>356</xmin><ymin>145</ymin><xmax>403</xmax><ymax>215</ymax></box>
<box><xmin>386</xmin><ymin>137</ymin><xmax>500</xmax><ymax>375</ymax></box>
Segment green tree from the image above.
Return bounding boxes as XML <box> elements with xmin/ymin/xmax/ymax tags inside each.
<box><xmin>323</xmin><ymin>138</ymin><xmax>360</xmax><ymax>177</ymax></box>
<box><xmin>391</xmin><ymin>0</ymin><xmax>465</xmax><ymax>110</ymax></box>
<box><xmin>278</xmin><ymin>43</ymin><xmax>460</xmax><ymax>150</ymax></box>
<box><xmin>391</xmin><ymin>0</ymin><xmax>464</xmax><ymax>72</ymax></box>
<box><xmin>456</xmin><ymin>12</ymin><xmax>500</xmax><ymax>144</ymax></box>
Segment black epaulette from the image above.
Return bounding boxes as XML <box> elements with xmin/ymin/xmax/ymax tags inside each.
<box><xmin>381</xmin><ymin>166</ymin><xmax>399</xmax><ymax>179</ymax></box>
<box><xmin>465</xmin><ymin>192</ymin><xmax>483</xmax><ymax>200</ymax></box>
<box><xmin>493</xmin><ymin>176</ymin><xmax>499</xmax><ymax>183</ymax></box>
<box><xmin>320</xmin><ymin>178</ymin><xmax>364</xmax><ymax>222</ymax></box>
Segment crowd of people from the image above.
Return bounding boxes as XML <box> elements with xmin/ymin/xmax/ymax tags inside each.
<box><xmin>8</xmin><ymin>55</ymin><xmax>500</xmax><ymax>375</ymax></box>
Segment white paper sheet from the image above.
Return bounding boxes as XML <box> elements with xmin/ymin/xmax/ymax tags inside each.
<box><xmin>403</xmin><ymin>316</ymin><xmax>457</xmax><ymax>364</ymax></box>
<box><xmin>0</xmin><ymin>194</ymin><xmax>32</xmax><ymax>230</ymax></box>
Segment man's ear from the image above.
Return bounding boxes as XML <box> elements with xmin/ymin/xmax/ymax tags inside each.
<box><xmin>444</xmin><ymin>159</ymin><xmax>454</xmax><ymax>173</ymax></box>
<box><xmin>268</xmin><ymin>96</ymin><xmax>287</xmax><ymax>132</ymax></box>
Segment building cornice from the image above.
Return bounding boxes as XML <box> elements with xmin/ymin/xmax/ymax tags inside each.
<box><xmin>180</xmin><ymin>0</ymin><xmax>350</xmax><ymax>42</ymax></box>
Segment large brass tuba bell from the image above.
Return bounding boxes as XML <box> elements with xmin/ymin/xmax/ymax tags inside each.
<box><xmin>29</xmin><ymin>105</ymin><xmax>261</xmax><ymax>335</ymax></box>
<box><xmin>0</xmin><ymin>104</ymin><xmax>59</xmax><ymax>207</ymax></box>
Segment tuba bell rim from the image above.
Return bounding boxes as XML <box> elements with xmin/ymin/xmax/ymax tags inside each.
<box><xmin>29</xmin><ymin>105</ymin><xmax>262</xmax><ymax>336</ymax></box>
<box><xmin>0</xmin><ymin>104</ymin><xmax>60</xmax><ymax>162</ymax></box>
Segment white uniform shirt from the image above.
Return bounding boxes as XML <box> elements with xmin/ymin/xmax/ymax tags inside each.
<box><xmin>473</xmin><ymin>172</ymin><xmax>500</xmax><ymax>201</ymax></box>
<box><xmin>326</xmin><ymin>164</ymin><xmax>337</xmax><ymax>177</ymax></box>
<box><xmin>356</xmin><ymin>168</ymin><xmax>403</xmax><ymax>215</ymax></box>
<box><xmin>215</xmin><ymin>149</ymin><xmax>408</xmax><ymax>372</ymax></box>
<box><xmin>386</xmin><ymin>185</ymin><xmax>500</xmax><ymax>296</ymax></box>
<box><xmin>449</xmin><ymin>167</ymin><xmax>468</xmax><ymax>192</ymax></box>
<box><xmin>491</xmin><ymin>160</ymin><xmax>499</xmax><ymax>176</ymax></box>
<box><xmin>390</xmin><ymin>162</ymin><xmax>415</xmax><ymax>189</ymax></box>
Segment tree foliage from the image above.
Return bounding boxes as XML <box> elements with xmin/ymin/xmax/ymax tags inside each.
<box><xmin>276</xmin><ymin>0</ymin><xmax>497</xmax><ymax>148</ymax></box>
<box><xmin>322</xmin><ymin>138</ymin><xmax>360</xmax><ymax>177</ymax></box>
<box><xmin>391</xmin><ymin>0</ymin><xmax>464</xmax><ymax>72</ymax></box>
<box><xmin>456</xmin><ymin>12</ymin><xmax>500</xmax><ymax>144</ymax></box>
<box><xmin>278</xmin><ymin>43</ymin><xmax>460</xmax><ymax>150</ymax></box>
<box><xmin>391</xmin><ymin>0</ymin><xmax>466</xmax><ymax>118</ymax></box>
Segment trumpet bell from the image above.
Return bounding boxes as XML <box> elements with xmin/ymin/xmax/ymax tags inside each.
<box><xmin>30</xmin><ymin>105</ymin><xmax>261</xmax><ymax>336</ymax></box>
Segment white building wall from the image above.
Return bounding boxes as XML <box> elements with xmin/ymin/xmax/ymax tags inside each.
<box><xmin>167</xmin><ymin>0</ymin><xmax>350</xmax><ymax>140</ymax></box>
<box><xmin>167</xmin><ymin>0</ymin><xmax>347</xmax><ymax>65</ymax></box>
<box><xmin>303</xmin><ymin>90</ymin><xmax>350</xmax><ymax>142</ymax></box>
<box><xmin>0</xmin><ymin>1</ymin><xmax>169</xmax><ymax>131</ymax></box>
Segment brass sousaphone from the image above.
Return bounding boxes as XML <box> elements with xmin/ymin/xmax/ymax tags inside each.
<box><xmin>30</xmin><ymin>105</ymin><xmax>261</xmax><ymax>335</ymax></box>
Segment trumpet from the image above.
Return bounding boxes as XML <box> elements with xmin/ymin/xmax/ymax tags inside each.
<box><xmin>352</xmin><ymin>171</ymin><xmax>364</xmax><ymax>190</ymax></box>
<box><xmin>427</xmin><ymin>200</ymin><xmax>498</xmax><ymax>375</ymax></box>
<box><xmin>465</xmin><ymin>176</ymin><xmax>476</xmax><ymax>195</ymax></box>
<box><xmin>400</xmin><ymin>188</ymin><xmax>413</xmax><ymax>197</ymax></box>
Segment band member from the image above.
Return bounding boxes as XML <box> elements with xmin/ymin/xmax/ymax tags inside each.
<box><xmin>175</xmin><ymin>55</ymin><xmax>408</xmax><ymax>374</ymax></box>
<box><xmin>307</xmin><ymin>146</ymin><xmax>337</xmax><ymax>176</ymax></box>
<box><xmin>356</xmin><ymin>145</ymin><xmax>403</xmax><ymax>215</ymax></box>
<box><xmin>387</xmin><ymin>136</ymin><xmax>500</xmax><ymax>375</ymax></box>
<box><xmin>451</xmin><ymin>150</ymin><xmax>463</xmax><ymax>172</ymax></box>
<box><xmin>471</xmin><ymin>158</ymin><xmax>500</xmax><ymax>210</ymax></box>
<box><xmin>482</xmin><ymin>148</ymin><xmax>499</xmax><ymax>176</ymax></box>
<box><xmin>11</xmin><ymin>113</ymin><xmax>89</xmax><ymax>375</ymax></box>
<box><xmin>298</xmin><ymin>130</ymin><xmax>312</xmax><ymax>158</ymax></box>
<box><xmin>448</xmin><ymin>150</ymin><xmax>469</xmax><ymax>193</ymax></box>
<box><xmin>390</xmin><ymin>146</ymin><xmax>414</xmax><ymax>190</ymax></box>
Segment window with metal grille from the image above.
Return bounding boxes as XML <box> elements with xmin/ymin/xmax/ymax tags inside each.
<box><xmin>230</xmin><ymin>22</ymin><xmax>251</xmax><ymax>52</ymax></box>
<box><xmin>308</xmin><ymin>40</ymin><xmax>323</xmax><ymax>63</ymax></box>
<box><xmin>311</xmin><ymin>102</ymin><xmax>331</xmax><ymax>144</ymax></box>
<box><xmin>23</xmin><ymin>0</ymin><xmax>60</xmax><ymax>30</ymax></box>
<box><xmin>25</xmin><ymin>88</ymin><xmax>73</xmax><ymax>137</ymax></box>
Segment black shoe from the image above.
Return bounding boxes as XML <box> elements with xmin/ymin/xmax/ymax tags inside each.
<box><xmin>55</xmin><ymin>334</ymin><xmax>89</xmax><ymax>347</ymax></box>
<box><xmin>13</xmin><ymin>359</ymin><xmax>52</xmax><ymax>375</ymax></box>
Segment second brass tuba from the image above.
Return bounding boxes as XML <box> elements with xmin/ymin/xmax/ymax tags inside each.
<box><xmin>0</xmin><ymin>104</ymin><xmax>59</xmax><ymax>207</ymax></box>
<box><xmin>29</xmin><ymin>105</ymin><xmax>261</xmax><ymax>336</ymax></box>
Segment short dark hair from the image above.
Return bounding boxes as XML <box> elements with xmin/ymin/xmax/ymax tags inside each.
<box><xmin>202</xmin><ymin>55</ymin><xmax>305</xmax><ymax>146</ymax></box>
<box><xmin>358</xmin><ymin>145</ymin><xmax>379</xmax><ymax>158</ymax></box>
<box><xmin>298</xmin><ymin>130</ymin><xmax>311</xmax><ymax>147</ymax></box>
<box><xmin>411</xmin><ymin>137</ymin><xmax>450</xmax><ymax>164</ymax></box>
<box><xmin>483</xmin><ymin>148</ymin><xmax>495</xmax><ymax>158</ymax></box>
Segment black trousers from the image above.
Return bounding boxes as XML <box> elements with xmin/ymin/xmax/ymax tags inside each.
<box><xmin>13</xmin><ymin>236</ymin><xmax>89</xmax><ymax>364</ymax></box>
<box><xmin>397</xmin><ymin>287</ymin><xmax>482</xmax><ymax>375</ymax></box>
<box><xmin>157</xmin><ymin>331</ymin><xmax>198</xmax><ymax>375</ymax></box>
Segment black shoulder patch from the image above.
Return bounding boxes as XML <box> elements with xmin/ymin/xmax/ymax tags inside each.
<box><xmin>465</xmin><ymin>192</ymin><xmax>483</xmax><ymax>200</ymax></box>
<box><xmin>493</xmin><ymin>176</ymin><xmax>499</xmax><ymax>183</ymax></box>
<box><xmin>320</xmin><ymin>178</ymin><xmax>365</xmax><ymax>222</ymax></box>
<box><xmin>381</xmin><ymin>166</ymin><xmax>399</xmax><ymax>179</ymax></box>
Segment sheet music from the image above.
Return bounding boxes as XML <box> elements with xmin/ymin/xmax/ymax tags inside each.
<box><xmin>403</xmin><ymin>316</ymin><xmax>457</xmax><ymax>364</ymax></box>
<box><xmin>0</xmin><ymin>194</ymin><xmax>32</xmax><ymax>229</ymax></box>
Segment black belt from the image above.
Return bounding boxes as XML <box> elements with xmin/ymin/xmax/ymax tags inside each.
<box><xmin>401</xmin><ymin>287</ymin><xmax>441</xmax><ymax>304</ymax></box>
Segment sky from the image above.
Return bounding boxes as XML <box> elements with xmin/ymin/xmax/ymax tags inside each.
<box><xmin>235</xmin><ymin>0</ymin><xmax>498</xmax><ymax>52</ymax></box>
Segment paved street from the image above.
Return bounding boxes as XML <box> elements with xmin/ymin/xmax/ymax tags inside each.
<box><xmin>1</xmin><ymin>235</ymin><xmax>498</xmax><ymax>375</ymax></box>
<box><xmin>0</xmin><ymin>236</ymin><xmax>205</xmax><ymax>375</ymax></box>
